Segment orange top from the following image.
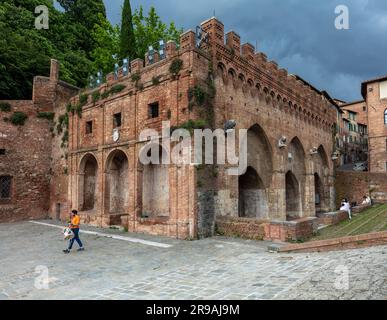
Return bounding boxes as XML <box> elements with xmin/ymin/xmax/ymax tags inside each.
<box><xmin>70</xmin><ymin>215</ymin><xmax>80</xmax><ymax>229</ymax></box>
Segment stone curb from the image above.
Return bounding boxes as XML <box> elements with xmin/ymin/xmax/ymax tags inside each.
<box><xmin>269</xmin><ymin>231</ymin><xmax>387</xmax><ymax>253</ymax></box>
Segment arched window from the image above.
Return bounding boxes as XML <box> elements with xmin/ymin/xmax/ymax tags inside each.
<box><xmin>384</xmin><ymin>109</ymin><xmax>387</xmax><ymax>125</ymax></box>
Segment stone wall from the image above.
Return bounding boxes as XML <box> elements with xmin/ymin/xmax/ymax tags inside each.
<box><xmin>335</xmin><ymin>170</ymin><xmax>387</xmax><ymax>206</ymax></box>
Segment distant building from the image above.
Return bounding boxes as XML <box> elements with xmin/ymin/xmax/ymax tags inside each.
<box><xmin>361</xmin><ymin>76</ymin><xmax>387</xmax><ymax>173</ymax></box>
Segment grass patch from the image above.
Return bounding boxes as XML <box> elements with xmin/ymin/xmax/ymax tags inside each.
<box><xmin>310</xmin><ymin>204</ymin><xmax>387</xmax><ymax>241</ymax></box>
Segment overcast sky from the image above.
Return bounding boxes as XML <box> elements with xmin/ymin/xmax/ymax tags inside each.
<box><xmin>101</xmin><ymin>0</ymin><xmax>386</xmax><ymax>102</ymax></box>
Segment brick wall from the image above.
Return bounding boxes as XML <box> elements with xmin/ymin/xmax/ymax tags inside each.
<box><xmin>216</xmin><ymin>216</ymin><xmax>266</xmax><ymax>240</ymax></box>
<box><xmin>335</xmin><ymin>171</ymin><xmax>387</xmax><ymax>206</ymax></box>
<box><xmin>0</xmin><ymin>101</ymin><xmax>51</xmax><ymax>222</ymax></box>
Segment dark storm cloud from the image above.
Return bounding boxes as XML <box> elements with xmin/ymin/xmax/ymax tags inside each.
<box><xmin>105</xmin><ymin>0</ymin><xmax>387</xmax><ymax>101</ymax></box>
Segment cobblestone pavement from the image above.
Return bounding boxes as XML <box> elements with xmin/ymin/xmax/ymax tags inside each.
<box><xmin>0</xmin><ymin>221</ymin><xmax>385</xmax><ymax>300</ymax></box>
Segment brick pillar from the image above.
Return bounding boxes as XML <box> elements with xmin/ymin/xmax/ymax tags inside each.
<box><xmin>50</xmin><ymin>59</ymin><xmax>59</xmax><ymax>83</ymax></box>
<box><xmin>328</xmin><ymin>175</ymin><xmax>336</xmax><ymax>211</ymax></box>
<box><xmin>241</xmin><ymin>43</ymin><xmax>255</xmax><ymax>60</ymax></box>
<box><xmin>200</xmin><ymin>17</ymin><xmax>225</xmax><ymax>46</ymax></box>
<box><xmin>226</xmin><ymin>31</ymin><xmax>241</xmax><ymax>54</ymax></box>
<box><xmin>269</xmin><ymin>171</ymin><xmax>286</xmax><ymax>220</ymax></box>
<box><xmin>166</xmin><ymin>40</ymin><xmax>177</xmax><ymax>58</ymax></box>
<box><xmin>304</xmin><ymin>173</ymin><xmax>316</xmax><ymax>217</ymax></box>
<box><xmin>131</xmin><ymin>58</ymin><xmax>144</xmax><ymax>73</ymax></box>
<box><xmin>179</xmin><ymin>30</ymin><xmax>196</xmax><ymax>51</ymax></box>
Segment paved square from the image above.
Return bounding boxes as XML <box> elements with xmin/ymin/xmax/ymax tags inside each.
<box><xmin>0</xmin><ymin>221</ymin><xmax>385</xmax><ymax>300</ymax></box>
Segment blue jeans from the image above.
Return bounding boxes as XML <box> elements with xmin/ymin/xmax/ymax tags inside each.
<box><xmin>68</xmin><ymin>228</ymin><xmax>83</xmax><ymax>250</ymax></box>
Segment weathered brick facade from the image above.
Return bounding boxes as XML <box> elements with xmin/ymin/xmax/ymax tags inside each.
<box><xmin>1</xmin><ymin>18</ymin><xmax>344</xmax><ymax>241</ymax></box>
<box><xmin>65</xmin><ymin>17</ymin><xmax>337</xmax><ymax>240</ymax></box>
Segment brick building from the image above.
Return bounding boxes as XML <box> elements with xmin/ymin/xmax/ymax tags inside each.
<box><xmin>340</xmin><ymin>103</ymin><xmax>368</xmax><ymax>164</ymax></box>
<box><xmin>65</xmin><ymin>17</ymin><xmax>337</xmax><ymax>240</ymax></box>
<box><xmin>1</xmin><ymin>17</ymin><xmax>340</xmax><ymax>240</ymax></box>
<box><xmin>333</xmin><ymin>76</ymin><xmax>387</xmax><ymax>204</ymax></box>
<box><xmin>361</xmin><ymin>76</ymin><xmax>387</xmax><ymax>173</ymax></box>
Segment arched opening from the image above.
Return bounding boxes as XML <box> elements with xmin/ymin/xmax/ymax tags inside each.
<box><xmin>238</xmin><ymin>124</ymin><xmax>272</xmax><ymax>220</ymax></box>
<box><xmin>314</xmin><ymin>173</ymin><xmax>322</xmax><ymax>212</ymax></box>
<box><xmin>246</xmin><ymin>124</ymin><xmax>273</xmax><ymax>182</ymax></box>
<box><xmin>313</xmin><ymin>145</ymin><xmax>330</xmax><ymax>213</ymax></box>
<box><xmin>142</xmin><ymin>146</ymin><xmax>170</xmax><ymax>218</ymax></box>
<box><xmin>286</xmin><ymin>171</ymin><xmax>301</xmax><ymax>220</ymax></box>
<box><xmin>238</xmin><ymin>167</ymin><xmax>267</xmax><ymax>218</ymax></box>
<box><xmin>105</xmin><ymin>150</ymin><xmax>129</xmax><ymax>217</ymax></box>
<box><xmin>79</xmin><ymin>154</ymin><xmax>98</xmax><ymax>212</ymax></box>
<box><xmin>228</xmin><ymin>68</ymin><xmax>236</xmax><ymax>79</ymax></box>
<box><xmin>286</xmin><ymin>137</ymin><xmax>306</xmax><ymax>218</ymax></box>
<box><xmin>217</xmin><ymin>62</ymin><xmax>226</xmax><ymax>77</ymax></box>
<box><xmin>238</xmin><ymin>74</ymin><xmax>245</xmax><ymax>83</ymax></box>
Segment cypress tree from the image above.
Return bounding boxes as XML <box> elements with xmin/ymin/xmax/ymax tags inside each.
<box><xmin>120</xmin><ymin>0</ymin><xmax>137</xmax><ymax>61</ymax></box>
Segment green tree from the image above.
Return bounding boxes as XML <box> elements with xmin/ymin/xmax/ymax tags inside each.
<box><xmin>0</xmin><ymin>0</ymin><xmax>96</xmax><ymax>99</ymax></box>
<box><xmin>119</xmin><ymin>0</ymin><xmax>136</xmax><ymax>60</ymax></box>
<box><xmin>132</xmin><ymin>6</ymin><xmax>182</xmax><ymax>59</ymax></box>
<box><xmin>91</xmin><ymin>14</ymin><xmax>120</xmax><ymax>75</ymax></box>
<box><xmin>57</xmin><ymin>0</ymin><xmax>106</xmax><ymax>56</ymax></box>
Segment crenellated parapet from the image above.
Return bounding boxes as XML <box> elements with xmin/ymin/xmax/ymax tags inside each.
<box><xmin>195</xmin><ymin>17</ymin><xmax>336</xmax><ymax>130</ymax></box>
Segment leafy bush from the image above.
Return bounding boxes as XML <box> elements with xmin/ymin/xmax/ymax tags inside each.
<box><xmin>58</xmin><ymin>113</ymin><xmax>69</xmax><ymax>130</ymax></box>
<box><xmin>193</xmin><ymin>86</ymin><xmax>206</xmax><ymax>105</ymax></box>
<box><xmin>101</xmin><ymin>91</ymin><xmax>110</xmax><ymax>99</ymax></box>
<box><xmin>110</xmin><ymin>84</ymin><xmax>126</xmax><ymax>95</ymax></box>
<box><xmin>152</xmin><ymin>76</ymin><xmax>161</xmax><ymax>86</ymax></box>
<box><xmin>0</xmin><ymin>102</ymin><xmax>11</xmax><ymax>112</ymax></box>
<box><xmin>169</xmin><ymin>58</ymin><xmax>183</xmax><ymax>76</ymax></box>
<box><xmin>66</xmin><ymin>103</ymin><xmax>72</xmax><ymax>113</ymax></box>
<box><xmin>10</xmin><ymin>112</ymin><xmax>28</xmax><ymax>126</ymax></box>
<box><xmin>91</xmin><ymin>90</ymin><xmax>101</xmax><ymax>103</ymax></box>
<box><xmin>37</xmin><ymin>112</ymin><xmax>55</xmax><ymax>121</ymax></box>
<box><xmin>79</xmin><ymin>94</ymin><xmax>88</xmax><ymax>107</ymax></box>
<box><xmin>74</xmin><ymin>104</ymin><xmax>82</xmax><ymax>118</ymax></box>
<box><xmin>131</xmin><ymin>72</ymin><xmax>141</xmax><ymax>83</ymax></box>
<box><xmin>171</xmin><ymin>119</ymin><xmax>208</xmax><ymax>134</ymax></box>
